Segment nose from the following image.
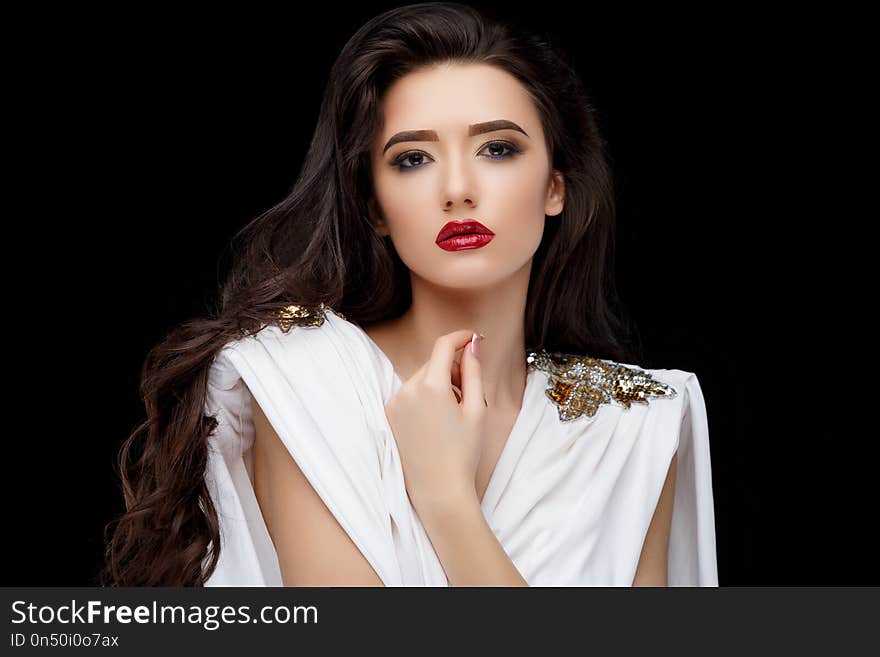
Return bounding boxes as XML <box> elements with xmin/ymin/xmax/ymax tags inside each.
<box><xmin>441</xmin><ymin>152</ymin><xmax>476</xmax><ymax>211</ymax></box>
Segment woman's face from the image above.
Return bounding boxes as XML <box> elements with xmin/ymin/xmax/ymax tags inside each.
<box><xmin>369</xmin><ymin>62</ymin><xmax>564</xmax><ymax>291</ymax></box>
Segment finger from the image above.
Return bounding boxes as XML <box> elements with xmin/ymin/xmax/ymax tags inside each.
<box><xmin>425</xmin><ymin>329</ymin><xmax>479</xmax><ymax>386</ymax></box>
<box><xmin>461</xmin><ymin>332</ymin><xmax>486</xmax><ymax>415</ymax></box>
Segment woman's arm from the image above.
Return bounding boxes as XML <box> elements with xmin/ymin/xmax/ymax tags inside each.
<box><xmin>251</xmin><ymin>383</ymin><xmax>525</xmax><ymax>586</ymax></box>
<box><xmin>423</xmin><ymin>451</ymin><xmax>678</xmax><ymax>588</ymax></box>
<box><xmin>381</xmin><ymin>330</ymin><xmax>530</xmax><ymax>585</ymax></box>
<box><xmin>632</xmin><ymin>452</ymin><xmax>677</xmax><ymax>587</ymax></box>
<box><xmin>249</xmin><ymin>390</ymin><xmax>384</xmax><ymax>586</ymax></box>
<box><xmin>417</xmin><ymin>491</ymin><xmax>529</xmax><ymax>586</ymax></box>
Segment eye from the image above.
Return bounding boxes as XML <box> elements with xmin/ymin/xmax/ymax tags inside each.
<box><xmin>480</xmin><ymin>140</ymin><xmax>520</xmax><ymax>160</ymax></box>
<box><xmin>392</xmin><ymin>150</ymin><xmax>433</xmax><ymax>171</ymax></box>
<box><xmin>390</xmin><ymin>140</ymin><xmax>522</xmax><ymax>171</ymax></box>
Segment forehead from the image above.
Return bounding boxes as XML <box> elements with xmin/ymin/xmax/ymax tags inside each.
<box><xmin>378</xmin><ymin>63</ymin><xmax>539</xmax><ymax>139</ymax></box>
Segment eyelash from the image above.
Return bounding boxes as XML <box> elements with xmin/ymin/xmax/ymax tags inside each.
<box><xmin>391</xmin><ymin>140</ymin><xmax>522</xmax><ymax>171</ymax></box>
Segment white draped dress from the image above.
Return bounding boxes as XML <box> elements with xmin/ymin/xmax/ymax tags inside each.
<box><xmin>202</xmin><ymin>304</ymin><xmax>718</xmax><ymax>586</ymax></box>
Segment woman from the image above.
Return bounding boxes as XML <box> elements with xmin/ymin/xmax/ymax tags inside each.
<box><xmin>102</xmin><ymin>2</ymin><xmax>717</xmax><ymax>586</ymax></box>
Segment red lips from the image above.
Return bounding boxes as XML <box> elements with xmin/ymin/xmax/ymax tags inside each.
<box><xmin>435</xmin><ymin>219</ymin><xmax>495</xmax><ymax>243</ymax></box>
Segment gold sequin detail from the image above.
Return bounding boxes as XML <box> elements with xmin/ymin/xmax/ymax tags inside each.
<box><xmin>526</xmin><ymin>350</ymin><xmax>677</xmax><ymax>422</ymax></box>
<box><xmin>276</xmin><ymin>302</ymin><xmax>347</xmax><ymax>332</ymax></box>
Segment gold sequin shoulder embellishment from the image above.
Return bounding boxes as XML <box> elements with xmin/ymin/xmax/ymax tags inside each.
<box><xmin>526</xmin><ymin>350</ymin><xmax>678</xmax><ymax>422</ymax></box>
<box><xmin>276</xmin><ymin>302</ymin><xmax>347</xmax><ymax>332</ymax></box>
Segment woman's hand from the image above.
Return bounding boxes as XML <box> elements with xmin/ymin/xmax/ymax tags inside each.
<box><xmin>383</xmin><ymin>330</ymin><xmax>487</xmax><ymax>515</ymax></box>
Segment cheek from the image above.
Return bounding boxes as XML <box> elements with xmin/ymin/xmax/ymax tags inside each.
<box><xmin>376</xmin><ymin>195</ymin><xmax>429</xmax><ymax>254</ymax></box>
<box><xmin>373</xmin><ymin>166</ymin><xmax>426</xmax><ymax>226</ymax></box>
<box><xmin>480</xmin><ymin>162</ymin><xmax>551</xmax><ymax>253</ymax></box>
<box><xmin>485</xmin><ymin>162</ymin><xmax>549</xmax><ymax>227</ymax></box>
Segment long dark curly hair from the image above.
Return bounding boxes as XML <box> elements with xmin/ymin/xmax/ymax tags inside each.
<box><xmin>101</xmin><ymin>1</ymin><xmax>642</xmax><ymax>586</ymax></box>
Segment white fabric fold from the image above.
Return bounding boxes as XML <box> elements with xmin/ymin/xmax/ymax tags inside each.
<box><xmin>202</xmin><ymin>310</ymin><xmax>718</xmax><ymax>586</ymax></box>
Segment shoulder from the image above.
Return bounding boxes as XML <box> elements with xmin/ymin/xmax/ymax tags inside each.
<box><xmin>207</xmin><ymin>302</ymin><xmax>390</xmax><ymax>394</ymax></box>
<box><xmin>527</xmin><ymin>349</ymin><xmax>695</xmax><ymax>422</ymax></box>
<box><xmin>597</xmin><ymin>357</ymin><xmax>709</xmax><ymax>437</ymax></box>
<box><xmin>206</xmin><ymin>303</ymin><xmax>327</xmax><ymax>391</ymax></box>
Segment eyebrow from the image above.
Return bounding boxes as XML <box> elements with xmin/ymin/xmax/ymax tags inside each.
<box><xmin>382</xmin><ymin>119</ymin><xmax>529</xmax><ymax>154</ymax></box>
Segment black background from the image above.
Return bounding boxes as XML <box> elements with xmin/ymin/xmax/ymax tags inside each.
<box><xmin>6</xmin><ymin>3</ymin><xmax>862</xmax><ymax>585</ymax></box>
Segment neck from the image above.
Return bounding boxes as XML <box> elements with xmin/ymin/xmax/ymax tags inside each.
<box><xmin>393</xmin><ymin>260</ymin><xmax>532</xmax><ymax>411</ymax></box>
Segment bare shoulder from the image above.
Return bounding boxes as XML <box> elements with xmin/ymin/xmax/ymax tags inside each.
<box><xmin>247</xmin><ymin>389</ymin><xmax>384</xmax><ymax>587</ymax></box>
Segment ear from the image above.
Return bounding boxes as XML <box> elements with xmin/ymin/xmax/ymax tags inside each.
<box><xmin>545</xmin><ymin>170</ymin><xmax>565</xmax><ymax>217</ymax></box>
<box><xmin>368</xmin><ymin>197</ymin><xmax>391</xmax><ymax>237</ymax></box>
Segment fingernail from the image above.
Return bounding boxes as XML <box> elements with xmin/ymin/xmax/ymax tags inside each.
<box><xmin>470</xmin><ymin>332</ymin><xmax>481</xmax><ymax>358</ymax></box>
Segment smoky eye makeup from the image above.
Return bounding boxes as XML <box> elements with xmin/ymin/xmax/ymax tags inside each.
<box><xmin>387</xmin><ymin>138</ymin><xmax>526</xmax><ymax>170</ymax></box>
